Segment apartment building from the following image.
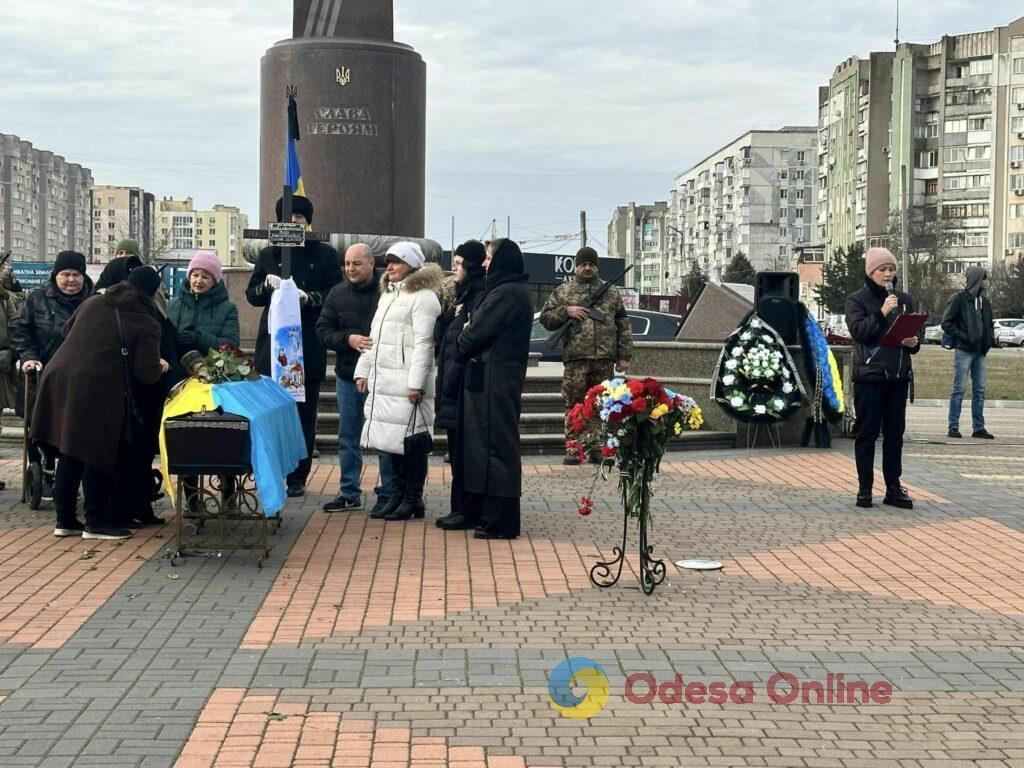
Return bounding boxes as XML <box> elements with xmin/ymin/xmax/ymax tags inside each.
<box><xmin>91</xmin><ymin>185</ymin><xmax>155</xmax><ymax>262</ymax></box>
<box><xmin>0</xmin><ymin>133</ymin><xmax>93</xmax><ymax>262</ymax></box>
<box><xmin>666</xmin><ymin>127</ymin><xmax>817</xmax><ymax>290</ymax></box>
<box><xmin>607</xmin><ymin>202</ymin><xmax>670</xmax><ymax>294</ymax></box>
<box><xmin>821</xmin><ymin>15</ymin><xmax>1024</xmax><ymax>271</ymax></box>
<box><xmin>156</xmin><ymin>198</ymin><xmax>248</xmax><ymax>266</ymax></box>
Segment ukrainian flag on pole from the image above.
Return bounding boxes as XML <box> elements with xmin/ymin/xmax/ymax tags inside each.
<box><xmin>286</xmin><ymin>94</ymin><xmax>305</xmax><ymax>197</ymax></box>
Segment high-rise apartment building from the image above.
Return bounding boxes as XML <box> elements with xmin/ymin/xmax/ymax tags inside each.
<box><xmin>90</xmin><ymin>185</ymin><xmax>155</xmax><ymax>262</ymax></box>
<box><xmin>822</xmin><ymin>15</ymin><xmax>1024</xmax><ymax>271</ymax></box>
<box><xmin>0</xmin><ymin>133</ymin><xmax>94</xmax><ymax>262</ymax></box>
<box><xmin>156</xmin><ymin>198</ymin><xmax>248</xmax><ymax>267</ymax></box>
<box><xmin>607</xmin><ymin>202</ymin><xmax>670</xmax><ymax>294</ymax></box>
<box><xmin>666</xmin><ymin>127</ymin><xmax>817</xmax><ymax>289</ymax></box>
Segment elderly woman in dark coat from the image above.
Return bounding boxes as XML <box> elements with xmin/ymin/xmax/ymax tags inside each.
<box><xmin>433</xmin><ymin>241</ymin><xmax>487</xmax><ymax>531</ymax></box>
<box><xmin>454</xmin><ymin>238</ymin><xmax>534</xmax><ymax>540</ymax></box>
<box><xmin>31</xmin><ymin>267</ymin><xmax>167</xmax><ymax>540</ymax></box>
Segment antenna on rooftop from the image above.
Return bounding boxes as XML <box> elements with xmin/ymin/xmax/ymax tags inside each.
<box><xmin>894</xmin><ymin>0</ymin><xmax>900</xmax><ymax>47</ymax></box>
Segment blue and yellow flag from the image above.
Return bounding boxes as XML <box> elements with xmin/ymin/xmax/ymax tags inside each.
<box><xmin>286</xmin><ymin>94</ymin><xmax>306</xmax><ymax>197</ymax></box>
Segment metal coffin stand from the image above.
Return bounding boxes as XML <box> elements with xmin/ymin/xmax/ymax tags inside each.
<box><xmin>164</xmin><ymin>410</ymin><xmax>279</xmax><ymax>568</ymax></box>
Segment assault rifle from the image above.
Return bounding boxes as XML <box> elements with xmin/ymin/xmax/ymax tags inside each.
<box><xmin>545</xmin><ymin>264</ymin><xmax>633</xmax><ymax>349</ymax></box>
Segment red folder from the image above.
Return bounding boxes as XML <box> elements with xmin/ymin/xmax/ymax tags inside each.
<box><xmin>879</xmin><ymin>313</ymin><xmax>927</xmax><ymax>347</ymax></box>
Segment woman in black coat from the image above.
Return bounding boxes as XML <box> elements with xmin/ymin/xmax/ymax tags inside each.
<box><xmin>433</xmin><ymin>241</ymin><xmax>487</xmax><ymax>531</ymax></box>
<box><xmin>454</xmin><ymin>238</ymin><xmax>534</xmax><ymax>540</ymax></box>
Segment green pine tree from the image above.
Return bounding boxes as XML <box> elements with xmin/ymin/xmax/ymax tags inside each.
<box><xmin>815</xmin><ymin>243</ymin><xmax>865</xmax><ymax>314</ymax></box>
<box><xmin>721</xmin><ymin>252</ymin><xmax>757</xmax><ymax>285</ymax></box>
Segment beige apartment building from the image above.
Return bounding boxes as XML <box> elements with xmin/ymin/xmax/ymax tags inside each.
<box><xmin>667</xmin><ymin>127</ymin><xmax>818</xmax><ymax>289</ymax></box>
<box><xmin>90</xmin><ymin>185</ymin><xmax>155</xmax><ymax>262</ymax></box>
<box><xmin>607</xmin><ymin>202</ymin><xmax>670</xmax><ymax>294</ymax></box>
<box><xmin>156</xmin><ymin>198</ymin><xmax>248</xmax><ymax>267</ymax></box>
<box><xmin>0</xmin><ymin>133</ymin><xmax>93</xmax><ymax>262</ymax></box>
<box><xmin>821</xmin><ymin>14</ymin><xmax>1024</xmax><ymax>271</ymax></box>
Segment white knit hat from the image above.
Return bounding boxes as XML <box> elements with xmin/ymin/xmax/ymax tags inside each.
<box><xmin>386</xmin><ymin>242</ymin><xmax>425</xmax><ymax>270</ymax></box>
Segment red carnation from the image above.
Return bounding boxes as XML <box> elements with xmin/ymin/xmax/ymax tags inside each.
<box><xmin>627</xmin><ymin>380</ymin><xmax>645</xmax><ymax>397</ymax></box>
<box><xmin>586</xmin><ymin>384</ymin><xmax>605</xmax><ymax>399</ymax></box>
<box><xmin>234</xmin><ymin>348</ymin><xmax>245</xmax><ymax>358</ymax></box>
<box><xmin>630</xmin><ymin>399</ymin><xmax>648</xmax><ymax>414</ymax></box>
<box><xmin>218</xmin><ymin>343</ymin><xmax>233</xmax><ymax>351</ymax></box>
<box><xmin>609</xmin><ymin>410</ymin><xmax>625</xmax><ymax>424</ymax></box>
<box><xmin>642</xmin><ymin>377</ymin><xmax>662</xmax><ymax>395</ymax></box>
<box><xmin>581</xmin><ymin>401</ymin><xmax>595</xmax><ymax>419</ymax></box>
<box><xmin>600</xmin><ymin>445</ymin><xmax>616</xmax><ymax>458</ymax></box>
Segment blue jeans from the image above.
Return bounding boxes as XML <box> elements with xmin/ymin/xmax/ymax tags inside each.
<box><xmin>948</xmin><ymin>349</ymin><xmax>987</xmax><ymax>432</ymax></box>
<box><xmin>336</xmin><ymin>378</ymin><xmax>393</xmax><ymax>501</ymax></box>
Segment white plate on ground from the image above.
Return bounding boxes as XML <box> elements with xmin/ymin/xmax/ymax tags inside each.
<box><xmin>676</xmin><ymin>560</ymin><xmax>723</xmax><ymax>571</ymax></box>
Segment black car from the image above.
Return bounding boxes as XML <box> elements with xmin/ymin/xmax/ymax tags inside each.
<box><xmin>530</xmin><ymin>309</ymin><xmax>682</xmax><ymax>362</ymax></box>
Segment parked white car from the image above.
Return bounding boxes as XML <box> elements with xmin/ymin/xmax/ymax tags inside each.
<box><xmin>994</xmin><ymin>318</ymin><xmax>1024</xmax><ymax>347</ymax></box>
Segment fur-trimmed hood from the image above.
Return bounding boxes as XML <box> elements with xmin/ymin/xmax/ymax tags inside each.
<box><xmin>381</xmin><ymin>262</ymin><xmax>444</xmax><ymax>295</ymax></box>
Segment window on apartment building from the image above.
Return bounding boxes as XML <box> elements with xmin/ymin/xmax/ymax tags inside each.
<box><xmin>916</xmin><ymin>150</ymin><xmax>938</xmax><ymax>168</ymax></box>
<box><xmin>1012</xmin><ymin>174</ymin><xmax>1024</xmax><ymax>190</ymax></box>
<box><xmin>93</xmin><ymin>223</ymin><xmax>100</xmax><ymax>231</ymax></box>
<box><xmin>107</xmin><ymin>197</ymin><xmax>115</xmax><ymax>205</ymax></box>
<box><xmin>209</xmin><ymin>240</ymin><xmax>216</xmax><ymax>247</ymax></box>
<box><xmin>795</xmin><ymin>209</ymin><xmax>805</xmax><ymax>220</ymax></box>
<box><xmin>967</xmin><ymin>117</ymin><xmax>990</xmax><ymax>131</ymax></box>
<box><xmin>1009</xmin><ymin>204</ymin><xmax>1024</xmax><ymax>219</ymax></box>
<box><xmin>107</xmin><ymin>209</ymin><xmax>114</xmax><ymax>216</ymax></box>
<box><xmin>944</xmin><ymin>203</ymin><xmax>988</xmax><ymax>221</ymax></box>
<box><xmin>796</xmin><ymin>151</ymin><xmax>806</xmax><ymax>162</ymax></box>
<box><xmin>915</xmin><ymin>123</ymin><xmax>939</xmax><ymax>139</ymax></box>
<box><xmin>949</xmin><ymin>231</ymin><xmax>988</xmax><ymax>247</ymax></box>
<box><xmin>1012</xmin><ymin>117</ymin><xmax>1024</xmax><ymax>132</ymax></box>
<box><xmin>795</xmin><ymin>189</ymin><xmax>805</xmax><ymax>200</ymax></box>
<box><xmin>107</xmin><ymin>222</ymin><xmax>115</xmax><ymax>229</ymax></box>
<box><xmin>779</xmin><ymin>227</ymin><xmax>789</xmax><ymax>237</ymax></box>
<box><xmin>1012</xmin><ymin>146</ymin><xmax>1024</xmax><ymax>162</ymax></box>
<box><xmin>1011</xmin><ymin>233</ymin><xmax>1024</xmax><ymax>248</ymax></box>
<box><xmin>209</xmin><ymin>229</ymin><xmax>216</xmax><ymax>235</ymax></box>
<box><xmin>945</xmin><ymin>89</ymin><xmax>992</xmax><ymax>106</ymax></box>
<box><xmin>780</xmin><ymin>170</ymin><xmax>788</xmax><ymax>180</ymax></box>
<box><xmin>780</xmin><ymin>189</ymin><xmax>788</xmax><ymax>200</ymax></box>
<box><xmin>926</xmin><ymin>179</ymin><xmax>939</xmax><ymax>195</ymax></box>
<box><xmin>1013</xmin><ymin>87</ymin><xmax>1024</xmax><ymax>103</ymax></box>
<box><xmin>970</xmin><ymin>59</ymin><xmax>993</xmax><ymax>75</ymax></box>
<box><xmin>1014</xmin><ymin>58</ymin><xmax>1024</xmax><ymax>75</ymax></box>
<box><xmin>944</xmin><ymin>174</ymin><xmax>989</xmax><ymax>190</ymax></box>
<box><xmin>794</xmin><ymin>170</ymin><xmax>805</xmax><ymax>180</ymax></box>
<box><xmin>944</xmin><ymin>118</ymin><xmax>967</xmax><ymax>133</ymax></box>
<box><xmin>780</xmin><ymin>207</ymin><xmax>789</xmax><ymax>219</ymax></box>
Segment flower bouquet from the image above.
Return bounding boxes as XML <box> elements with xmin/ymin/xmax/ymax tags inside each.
<box><xmin>567</xmin><ymin>376</ymin><xmax>703</xmax><ymax>594</ymax></box>
<box><xmin>193</xmin><ymin>344</ymin><xmax>260</xmax><ymax>385</ymax></box>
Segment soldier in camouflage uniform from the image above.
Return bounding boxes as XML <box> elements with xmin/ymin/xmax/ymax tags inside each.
<box><xmin>539</xmin><ymin>247</ymin><xmax>632</xmax><ymax>464</ymax></box>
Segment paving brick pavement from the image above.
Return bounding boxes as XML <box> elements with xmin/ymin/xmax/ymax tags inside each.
<box><xmin>0</xmin><ymin>407</ymin><xmax>1021</xmax><ymax>767</ymax></box>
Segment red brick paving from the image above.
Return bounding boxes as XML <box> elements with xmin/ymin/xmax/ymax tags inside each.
<box><xmin>174</xmin><ymin>689</ymin><xmax>528</xmax><ymax>768</ymax></box>
<box><xmin>0</xmin><ymin>522</ymin><xmax>169</xmax><ymax>648</ymax></box>
<box><xmin>730</xmin><ymin>516</ymin><xmax>1024</xmax><ymax>616</ymax></box>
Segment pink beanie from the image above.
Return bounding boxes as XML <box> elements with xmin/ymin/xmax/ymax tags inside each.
<box><xmin>188</xmin><ymin>251</ymin><xmax>223</xmax><ymax>283</ymax></box>
<box><xmin>865</xmin><ymin>247</ymin><xmax>897</xmax><ymax>276</ymax></box>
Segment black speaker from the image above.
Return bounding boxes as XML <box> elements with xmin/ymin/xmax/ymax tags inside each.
<box><xmin>755</xmin><ymin>271</ymin><xmax>799</xmax><ymax>303</ymax></box>
<box><xmin>755</xmin><ymin>272</ymin><xmax>799</xmax><ymax>345</ymax></box>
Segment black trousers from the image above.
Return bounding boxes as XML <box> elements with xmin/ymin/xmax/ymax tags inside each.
<box><xmin>54</xmin><ymin>456</ymin><xmax>114</xmax><ymax>530</ymax></box>
<box><xmin>288</xmin><ymin>379</ymin><xmax>321</xmax><ymax>486</ymax></box>
<box><xmin>446</xmin><ymin>427</ymin><xmax>477</xmax><ymax>524</ymax></box>
<box><xmin>853</xmin><ymin>379</ymin><xmax>909</xmax><ymax>490</ymax></box>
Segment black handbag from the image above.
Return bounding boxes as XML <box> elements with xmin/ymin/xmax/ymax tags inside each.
<box><xmin>164</xmin><ymin>406</ymin><xmax>252</xmax><ymax>476</ymax></box>
<box><xmin>114</xmin><ymin>307</ymin><xmax>146</xmax><ymax>444</ymax></box>
<box><xmin>404</xmin><ymin>402</ymin><xmax>434</xmax><ymax>455</ymax></box>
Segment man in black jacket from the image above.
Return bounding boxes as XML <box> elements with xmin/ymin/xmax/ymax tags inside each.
<box><xmin>940</xmin><ymin>266</ymin><xmax>994</xmax><ymax>440</ymax></box>
<box><xmin>845</xmin><ymin>247</ymin><xmax>924</xmax><ymax>510</ymax></box>
<box><xmin>246</xmin><ymin>195</ymin><xmax>342</xmax><ymax>497</ymax></box>
<box><xmin>315</xmin><ymin>243</ymin><xmax>393</xmax><ymax>514</ymax></box>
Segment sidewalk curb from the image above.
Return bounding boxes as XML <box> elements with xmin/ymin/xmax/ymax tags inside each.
<box><xmin>910</xmin><ymin>399</ymin><xmax>1024</xmax><ymax>409</ymax></box>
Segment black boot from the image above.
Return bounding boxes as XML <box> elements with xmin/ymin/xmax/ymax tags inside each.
<box><xmin>883</xmin><ymin>485</ymin><xmax>913</xmax><ymax>509</ymax></box>
<box><xmin>372</xmin><ymin>454</ymin><xmax>405</xmax><ymax>519</ymax></box>
<box><xmin>856</xmin><ymin>484</ymin><xmax>873</xmax><ymax>508</ymax></box>
<box><xmin>386</xmin><ymin>448</ymin><xmax>427</xmax><ymax>521</ymax></box>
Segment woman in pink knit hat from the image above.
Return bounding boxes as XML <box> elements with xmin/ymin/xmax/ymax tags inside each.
<box><xmin>844</xmin><ymin>247</ymin><xmax>923</xmax><ymax>511</ymax></box>
<box><xmin>166</xmin><ymin>251</ymin><xmax>239</xmax><ymax>357</ymax></box>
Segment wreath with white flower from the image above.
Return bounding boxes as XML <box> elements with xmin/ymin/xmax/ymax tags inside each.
<box><xmin>712</xmin><ymin>314</ymin><xmax>806</xmax><ymax>423</ymax></box>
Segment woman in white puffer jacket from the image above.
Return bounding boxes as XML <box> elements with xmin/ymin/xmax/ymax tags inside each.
<box><xmin>355</xmin><ymin>242</ymin><xmax>443</xmax><ymax>521</ymax></box>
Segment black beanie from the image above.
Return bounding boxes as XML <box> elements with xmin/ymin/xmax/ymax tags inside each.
<box><xmin>454</xmin><ymin>240</ymin><xmax>486</xmax><ymax>268</ymax></box>
<box><xmin>575</xmin><ymin>247</ymin><xmax>599</xmax><ymax>266</ymax></box>
<box><xmin>126</xmin><ymin>266</ymin><xmax>162</xmax><ymax>298</ymax></box>
<box><xmin>275</xmin><ymin>195</ymin><xmax>314</xmax><ymax>225</ymax></box>
<box><xmin>52</xmin><ymin>250</ymin><xmax>87</xmax><ymax>278</ymax></box>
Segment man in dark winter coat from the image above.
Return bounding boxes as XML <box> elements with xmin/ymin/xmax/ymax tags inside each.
<box><xmin>246</xmin><ymin>195</ymin><xmax>342</xmax><ymax>497</ymax></box>
<box><xmin>315</xmin><ymin>243</ymin><xmax>393</xmax><ymax>514</ymax></box>
<box><xmin>455</xmin><ymin>238</ymin><xmax>534</xmax><ymax>540</ymax></box>
<box><xmin>9</xmin><ymin>250</ymin><xmax>95</xmax><ymax>500</ymax></box>
<box><xmin>845</xmin><ymin>247</ymin><xmax>924</xmax><ymax>510</ymax></box>
<box><xmin>31</xmin><ymin>268</ymin><xmax>167</xmax><ymax>540</ymax></box>
<box><xmin>940</xmin><ymin>266</ymin><xmax>994</xmax><ymax>439</ymax></box>
<box><xmin>433</xmin><ymin>240</ymin><xmax>487</xmax><ymax>531</ymax></box>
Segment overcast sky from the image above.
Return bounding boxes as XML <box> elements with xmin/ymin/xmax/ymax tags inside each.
<box><xmin>0</xmin><ymin>1</ymin><xmax>1016</xmax><ymax>255</ymax></box>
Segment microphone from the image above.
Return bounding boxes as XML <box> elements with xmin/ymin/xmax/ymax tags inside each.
<box><xmin>884</xmin><ymin>281</ymin><xmax>895</xmax><ymax>296</ymax></box>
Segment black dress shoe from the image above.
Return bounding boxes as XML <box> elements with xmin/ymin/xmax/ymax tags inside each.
<box><xmin>883</xmin><ymin>485</ymin><xmax>914</xmax><ymax>509</ymax></box>
<box><xmin>439</xmin><ymin>514</ymin><xmax>476</xmax><ymax>531</ymax></box>
<box><xmin>434</xmin><ymin>513</ymin><xmax>455</xmax><ymax>528</ymax></box>
<box><xmin>385</xmin><ymin>499</ymin><xmax>425</xmax><ymax>521</ymax></box>
<box><xmin>972</xmin><ymin>429</ymin><xmax>995</xmax><ymax>439</ymax></box>
<box><xmin>473</xmin><ymin>527</ymin><xmax>514</xmax><ymax>540</ymax></box>
<box><xmin>134</xmin><ymin>514</ymin><xmax>165</xmax><ymax>526</ymax></box>
<box><xmin>856</xmin><ymin>488</ymin><xmax>873</xmax><ymax>508</ymax></box>
<box><xmin>947</xmin><ymin>427</ymin><xmax>962</xmax><ymax>439</ymax></box>
<box><xmin>286</xmin><ymin>482</ymin><xmax>305</xmax><ymax>498</ymax></box>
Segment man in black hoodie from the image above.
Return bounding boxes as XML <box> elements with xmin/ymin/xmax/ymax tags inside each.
<box><xmin>246</xmin><ymin>195</ymin><xmax>342</xmax><ymax>497</ymax></box>
<box><xmin>315</xmin><ymin>243</ymin><xmax>392</xmax><ymax>514</ymax></box>
<box><xmin>941</xmin><ymin>266</ymin><xmax>994</xmax><ymax>440</ymax></box>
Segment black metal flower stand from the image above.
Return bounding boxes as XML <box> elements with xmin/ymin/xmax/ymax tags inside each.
<box><xmin>589</xmin><ymin>467</ymin><xmax>666</xmax><ymax>595</ymax></box>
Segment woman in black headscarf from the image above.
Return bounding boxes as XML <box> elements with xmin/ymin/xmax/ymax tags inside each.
<box><xmin>454</xmin><ymin>238</ymin><xmax>534</xmax><ymax>539</ymax></box>
<box><xmin>433</xmin><ymin>241</ymin><xmax>487</xmax><ymax>531</ymax></box>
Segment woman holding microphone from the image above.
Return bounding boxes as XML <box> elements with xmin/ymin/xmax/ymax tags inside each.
<box><xmin>845</xmin><ymin>247</ymin><xmax>923</xmax><ymax>510</ymax></box>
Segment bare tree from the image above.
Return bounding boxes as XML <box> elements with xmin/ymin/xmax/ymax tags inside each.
<box><xmin>884</xmin><ymin>209</ymin><xmax>959</xmax><ymax>314</ymax></box>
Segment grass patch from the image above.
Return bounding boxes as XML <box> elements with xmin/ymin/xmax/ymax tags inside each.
<box><xmin>910</xmin><ymin>346</ymin><xmax>1024</xmax><ymax>400</ymax></box>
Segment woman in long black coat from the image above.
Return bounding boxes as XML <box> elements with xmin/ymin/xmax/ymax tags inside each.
<box><xmin>433</xmin><ymin>241</ymin><xmax>487</xmax><ymax>531</ymax></box>
<box><xmin>454</xmin><ymin>238</ymin><xmax>534</xmax><ymax>540</ymax></box>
